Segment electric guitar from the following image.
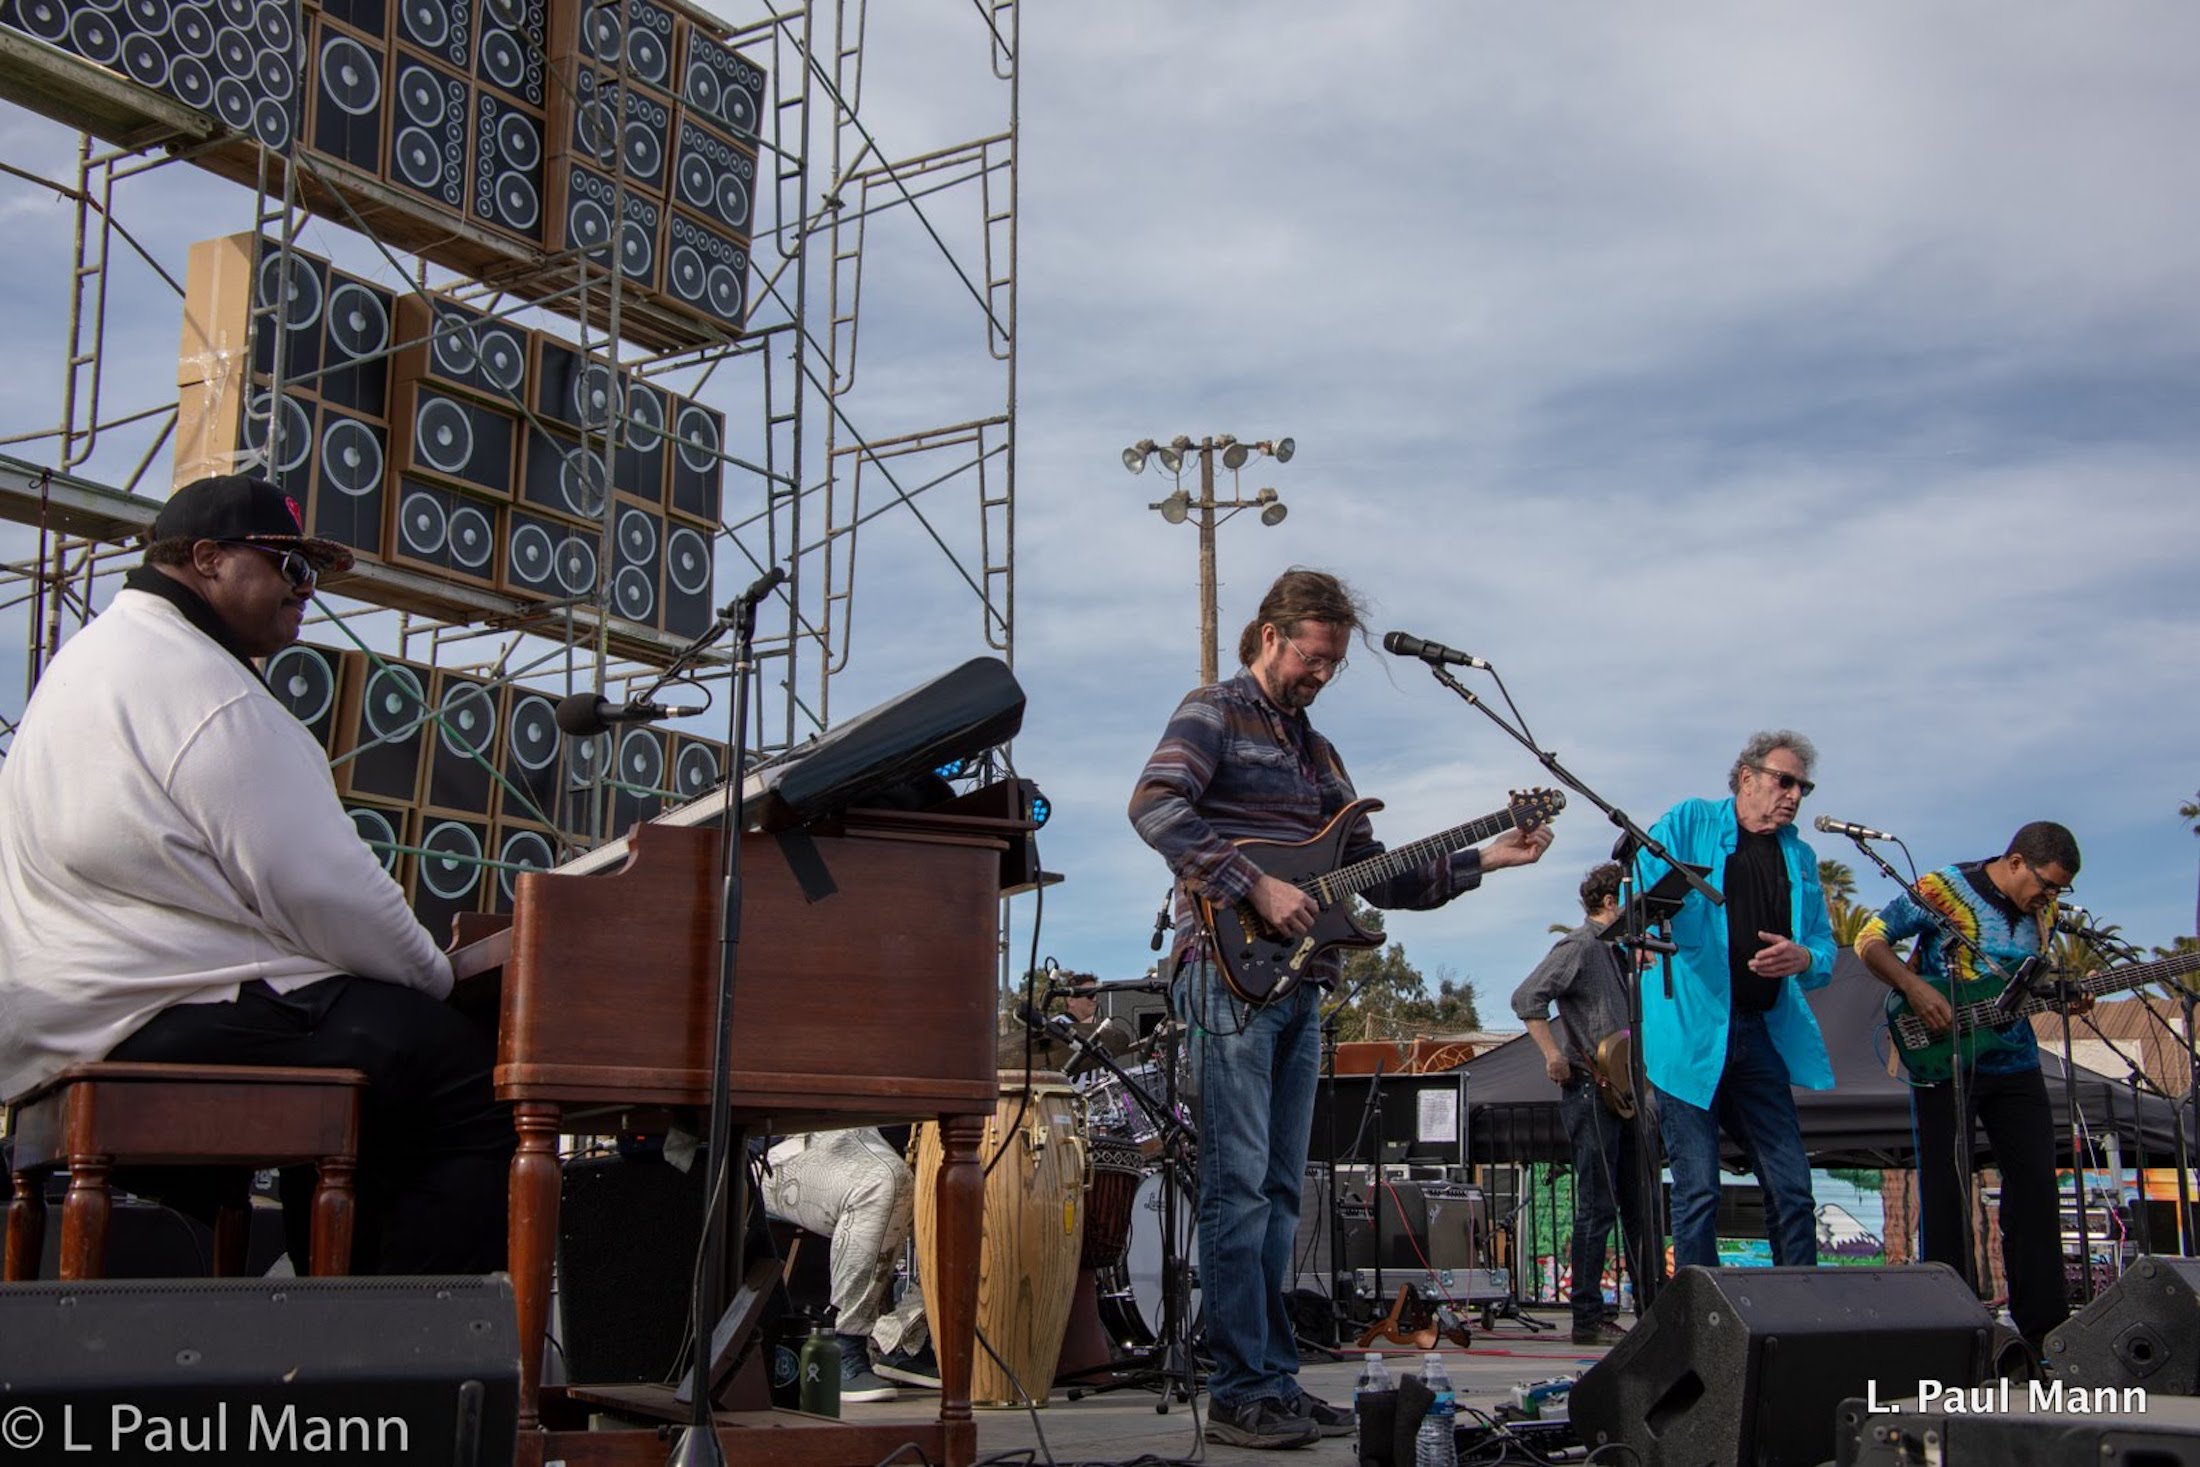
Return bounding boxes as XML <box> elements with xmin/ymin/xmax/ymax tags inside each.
<box><xmin>1591</xmin><ymin>1029</ymin><xmax>1637</xmax><ymax>1120</ymax></box>
<box><xmin>1197</xmin><ymin>788</ymin><xmax>1566</xmax><ymax>1005</ymax></box>
<box><xmin>1887</xmin><ymin>948</ymin><xmax>2200</xmax><ymax>1084</ymax></box>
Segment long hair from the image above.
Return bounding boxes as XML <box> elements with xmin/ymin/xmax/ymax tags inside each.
<box><xmin>1234</xmin><ymin>567</ymin><xmax>1367</xmax><ymax>668</ymax></box>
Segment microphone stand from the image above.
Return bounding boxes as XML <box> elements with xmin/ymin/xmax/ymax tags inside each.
<box><xmin>669</xmin><ymin>566</ymin><xmax>784</xmax><ymax>1467</ymax></box>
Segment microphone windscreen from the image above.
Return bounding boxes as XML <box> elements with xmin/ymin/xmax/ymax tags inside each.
<box><xmin>555</xmin><ymin>692</ymin><xmax>607</xmax><ymax>737</ymax></box>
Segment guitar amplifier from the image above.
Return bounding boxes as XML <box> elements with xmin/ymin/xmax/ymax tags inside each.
<box><xmin>1352</xmin><ymin>1267</ymin><xmax>1513</xmax><ymax>1305</ymax></box>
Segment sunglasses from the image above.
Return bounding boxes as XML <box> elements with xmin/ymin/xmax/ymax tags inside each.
<box><xmin>226</xmin><ymin>541</ymin><xmax>318</xmax><ymax>590</ymax></box>
<box><xmin>1748</xmin><ymin>763</ymin><xmax>1816</xmax><ymax>798</ymax></box>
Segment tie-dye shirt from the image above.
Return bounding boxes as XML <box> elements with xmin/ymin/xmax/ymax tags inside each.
<box><xmin>1858</xmin><ymin>861</ymin><xmax>2051</xmax><ymax>1075</ymax></box>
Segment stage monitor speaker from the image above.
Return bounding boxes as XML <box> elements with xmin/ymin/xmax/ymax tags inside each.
<box><xmin>476</xmin><ymin>0</ymin><xmax>546</xmax><ymax>107</ymax></box>
<box><xmin>410</xmin><ymin>810</ymin><xmax>490</xmax><ymax>942</ymax></box>
<box><xmin>473</xmin><ymin>91</ymin><xmax>547</xmax><ymax>240</ymax></box>
<box><xmin>2044</xmin><ymin>1254</ymin><xmax>2200</xmax><ymax>1395</ymax></box>
<box><xmin>1572</xmin><ymin>1263</ymin><xmax>1994</xmax><ymax>1467</ymax></box>
<box><xmin>0</xmin><ymin>1275</ymin><xmax>518</xmax><ymax>1464</ymax></box>
<box><xmin>679</xmin><ymin>26</ymin><xmax>766</xmax><ymax>138</ymax></box>
<box><xmin>1832</xmin><ymin>1395</ymin><xmax>2200</xmax><ymax>1467</ymax></box>
<box><xmin>388</xmin><ymin>49</ymin><xmax>471</xmax><ymax>214</ymax></box>
<box><xmin>671</xmin><ymin>112</ymin><xmax>757</xmax><ymax>236</ymax></box>
<box><xmin>664</xmin><ymin>208</ymin><xmax>749</xmax><ymax>332</ymax></box>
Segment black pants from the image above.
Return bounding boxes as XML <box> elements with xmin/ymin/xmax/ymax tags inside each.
<box><xmin>106</xmin><ymin>977</ymin><xmax>512</xmax><ymax>1275</ymax></box>
<box><xmin>1558</xmin><ymin>1075</ymin><xmax>1652</xmax><ymax>1328</ymax></box>
<box><xmin>1910</xmin><ymin>1064</ymin><xmax>2068</xmax><ymax>1345</ymax></box>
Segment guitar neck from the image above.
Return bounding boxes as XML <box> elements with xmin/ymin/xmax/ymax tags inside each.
<box><xmin>1951</xmin><ymin>950</ymin><xmax>2200</xmax><ymax>1032</ymax></box>
<box><xmin>1318</xmin><ymin>808</ymin><xmax>1520</xmax><ymax>902</ymax></box>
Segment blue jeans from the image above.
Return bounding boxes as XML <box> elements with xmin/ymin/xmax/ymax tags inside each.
<box><xmin>1655</xmin><ymin>1008</ymin><xmax>1817</xmax><ymax>1269</ymax></box>
<box><xmin>1175</xmin><ymin>958</ymin><xmax>1321</xmax><ymax>1411</ymax></box>
<box><xmin>1559</xmin><ymin>1076</ymin><xmax>1650</xmax><ymax>1328</ymax></box>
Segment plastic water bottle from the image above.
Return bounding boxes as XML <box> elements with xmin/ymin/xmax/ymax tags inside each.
<box><xmin>1414</xmin><ymin>1352</ymin><xmax>1457</xmax><ymax>1467</ymax></box>
<box><xmin>1355</xmin><ymin>1351</ymin><xmax>1395</xmax><ymax>1405</ymax></box>
<box><xmin>1355</xmin><ymin>1352</ymin><xmax>1397</xmax><ymax>1466</ymax></box>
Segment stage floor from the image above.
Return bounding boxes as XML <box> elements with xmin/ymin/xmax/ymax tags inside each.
<box><xmin>841</xmin><ymin>1312</ymin><xmax>1609</xmax><ymax>1464</ymax></box>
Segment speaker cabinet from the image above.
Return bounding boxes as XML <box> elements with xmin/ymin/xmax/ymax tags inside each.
<box><xmin>321</xmin><ymin>0</ymin><xmax>387</xmax><ymax>40</ymax></box>
<box><xmin>388</xmin><ymin>49</ymin><xmax>471</xmax><ymax>213</ymax></box>
<box><xmin>556</xmin><ymin>67</ymin><xmax>671</xmax><ymax>193</ymax></box>
<box><xmin>518</xmin><ymin>426</ymin><xmax>612</xmax><ymax>525</ymax></box>
<box><xmin>473</xmin><ymin>91</ymin><xmax>547</xmax><ymax>240</ymax></box>
<box><xmin>610</xmin><ymin>725</ymin><xmax>667</xmax><ymax>831</ymax></box>
<box><xmin>388</xmin><ymin>475</ymin><xmax>504</xmax><ymax>586</ymax></box>
<box><xmin>662</xmin><ymin>521</ymin><xmax>714</xmax><ymax>638</ymax></box>
<box><xmin>308</xmin><ymin>406</ymin><xmax>391</xmax><ymax>558</ymax></box>
<box><xmin>679</xmin><ymin>26</ymin><xmax>765</xmax><ymax>139</ymax></box>
<box><xmin>1292</xmin><ymin>1171</ymin><xmax>1377</xmax><ymax>1293</ymax></box>
<box><xmin>307</xmin><ymin>18</ymin><xmax>386</xmax><ymax>175</ymax></box>
<box><xmin>345</xmin><ymin>797</ymin><xmax>412</xmax><ymax>882</ymax></box>
<box><xmin>664</xmin><ymin>208</ymin><xmax>749</xmax><ymax>332</ymax></box>
<box><xmin>666</xmin><ymin>732</ymin><xmax>723</xmax><ymax>804</ymax></box>
<box><xmin>394</xmin><ymin>293</ymin><xmax>530</xmax><ymax>407</ymax></box>
<box><xmin>247</xmin><ymin>246</ymin><xmax>328</xmax><ymax>386</ymax></box>
<box><xmin>531</xmin><ymin>335</ymin><xmax>629</xmax><ymax>435</ymax></box>
<box><xmin>264</xmin><ymin>641</ymin><xmax>347</xmax><ymax>752</ymax></box>
<box><xmin>504</xmin><ymin>506</ymin><xmax>602</xmax><ymax>602</ymax></box>
<box><xmin>1423</xmin><ymin>1189</ymin><xmax>1489</xmax><ymax>1271</ymax></box>
<box><xmin>608</xmin><ymin>496</ymin><xmax>663</xmax><ymax>626</ymax></box>
<box><xmin>410</xmin><ymin>809</ymin><xmax>490</xmax><ymax>940</ymax></box>
<box><xmin>672</xmin><ymin>111</ymin><xmax>757</xmax><ymax>236</ymax></box>
<box><xmin>425</xmin><ymin>669</ymin><xmax>500</xmax><ymax>815</ymax></box>
<box><xmin>617</xmin><ymin>376</ymin><xmax>669</xmax><ymax>498</ymax></box>
<box><xmin>2044</xmin><ymin>1254</ymin><xmax>2200</xmax><ymax>1395</ymax></box>
<box><xmin>549</xmin><ymin>161</ymin><xmax>665</xmax><ymax>292</ymax></box>
<box><xmin>667</xmin><ymin>394</ymin><xmax>724</xmax><ymax>524</ymax></box>
<box><xmin>393</xmin><ymin>381</ymin><xmax>518</xmax><ymax>499</ymax></box>
<box><xmin>0</xmin><ymin>1276</ymin><xmax>519</xmax><ymax>1467</ymax></box>
<box><xmin>476</xmin><ymin>0</ymin><xmax>546</xmax><ymax>106</ymax></box>
<box><xmin>1573</xmin><ymin>1264</ymin><xmax>1995</xmax><ymax>1467</ymax></box>
<box><xmin>319</xmin><ymin>275</ymin><xmax>395</xmax><ymax>417</ymax></box>
<box><xmin>494</xmin><ymin>687</ymin><xmax>564</xmax><ymax>824</ymax></box>
<box><xmin>394</xmin><ymin>0</ymin><xmax>469</xmax><ymax>70</ymax></box>
<box><xmin>557</xmin><ymin>0</ymin><xmax>676</xmax><ymax>95</ymax></box>
<box><xmin>1832</xmin><ymin>1396</ymin><xmax>2200</xmax><ymax>1467</ymax></box>
<box><xmin>556</xmin><ymin>1152</ymin><xmax>706</xmax><ymax>1384</ymax></box>
<box><xmin>489</xmin><ymin>821</ymin><xmax>557</xmax><ymax>914</ymax></box>
<box><xmin>557</xmin><ymin>728</ymin><xmax>613</xmax><ymax>836</ymax></box>
<box><xmin>3</xmin><ymin>0</ymin><xmax>300</xmax><ymax>150</ymax></box>
<box><xmin>336</xmin><ymin>654</ymin><xmax>429</xmax><ymax>803</ymax></box>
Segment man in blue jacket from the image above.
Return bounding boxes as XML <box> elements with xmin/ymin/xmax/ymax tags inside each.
<box><xmin>1637</xmin><ymin>730</ymin><xmax>1835</xmax><ymax>1268</ymax></box>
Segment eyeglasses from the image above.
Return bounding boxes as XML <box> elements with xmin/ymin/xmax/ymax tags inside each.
<box><xmin>2023</xmin><ymin>861</ymin><xmax>2075</xmax><ymax>898</ymax></box>
<box><xmin>227</xmin><ymin>541</ymin><xmax>318</xmax><ymax>590</ymax></box>
<box><xmin>1749</xmin><ymin>764</ymin><xmax>1815</xmax><ymax>798</ymax></box>
<box><xmin>1283</xmin><ymin>631</ymin><xmax>1347</xmax><ymax>677</ymax></box>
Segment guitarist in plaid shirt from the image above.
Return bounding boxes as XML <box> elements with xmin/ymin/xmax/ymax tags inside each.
<box><xmin>1855</xmin><ymin>820</ymin><xmax>2084</xmax><ymax>1351</ymax></box>
<box><xmin>1129</xmin><ymin>567</ymin><xmax>1551</xmax><ymax>1448</ymax></box>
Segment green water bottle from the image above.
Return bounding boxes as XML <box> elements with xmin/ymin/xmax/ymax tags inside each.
<box><xmin>798</xmin><ymin>1317</ymin><xmax>842</xmax><ymax>1418</ymax></box>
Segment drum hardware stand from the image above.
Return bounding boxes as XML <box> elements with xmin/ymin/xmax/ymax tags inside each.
<box><xmin>1417</xmin><ymin>657</ymin><xmax>1721</xmax><ymax>1313</ymax></box>
<box><xmin>1022</xmin><ymin>1011</ymin><xmax>1200</xmax><ymax>1407</ymax></box>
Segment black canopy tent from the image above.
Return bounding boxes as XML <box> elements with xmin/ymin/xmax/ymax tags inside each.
<box><xmin>1460</xmin><ymin>950</ymin><xmax>2188</xmax><ymax>1169</ymax></box>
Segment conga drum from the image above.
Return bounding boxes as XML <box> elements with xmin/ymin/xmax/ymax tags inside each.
<box><xmin>914</xmin><ymin>1070</ymin><xmax>1086</xmax><ymax>1407</ymax></box>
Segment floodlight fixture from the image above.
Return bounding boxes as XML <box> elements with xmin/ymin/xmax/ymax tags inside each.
<box><xmin>1256</xmin><ymin>487</ymin><xmax>1288</xmax><ymax>527</ymax></box>
<box><xmin>1222</xmin><ymin>442</ymin><xmax>1251</xmax><ymax>470</ymax></box>
<box><xmin>1158</xmin><ymin>434</ymin><xmax>1193</xmax><ymax>474</ymax></box>
<box><xmin>1270</xmin><ymin>436</ymin><xmax>1296</xmax><ymax>464</ymax></box>
<box><xmin>1157</xmin><ymin>489</ymin><xmax>1191</xmax><ymax>524</ymax></box>
<box><xmin>1122</xmin><ymin>438</ymin><xmax>1157</xmax><ymax>474</ymax></box>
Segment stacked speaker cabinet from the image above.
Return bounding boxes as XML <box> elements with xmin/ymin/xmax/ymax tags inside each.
<box><xmin>334</xmin><ymin>652</ymin><xmax>433</xmax><ymax>805</ymax></box>
<box><xmin>264</xmin><ymin>642</ymin><xmax>350</xmax><ymax>755</ymax></box>
<box><xmin>0</xmin><ymin>0</ymin><xmax>301</xmax><ymax>151</ymax></box>
<box><xmin>412</xmin><ymin>807</ymin><xmax>492</xmax><ymax>942</ymax></box>
<box><xmin>177</xmin><ymin>234</ymin><xmax>396</xmax><ymax>562</ymax></box>
<box><xmin>424</xmin><ymin>668</ymin><xmax>503</xmax><ymax>816</ymax></box>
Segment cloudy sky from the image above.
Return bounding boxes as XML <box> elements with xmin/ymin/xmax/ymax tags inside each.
<box><xmin>1</xmin><ymin>3</ymin><xmax>2195</xmax><ymax>1023</ymax></box>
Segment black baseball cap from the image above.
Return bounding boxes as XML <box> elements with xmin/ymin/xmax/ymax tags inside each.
<box><xmin>150</xmin><ymin>474</ymin><xmax>356</xmax><ymax>574</ymax></box>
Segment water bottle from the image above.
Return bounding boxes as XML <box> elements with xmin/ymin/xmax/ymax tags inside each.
<box><xmin>798</xmin><ymin>1317</ymin><xmax>842</xmax><ymax>1418</ymax></box>
<box><xmin>1356</xmin><ymin>1351</ymin><xmax>1395</xmax><ymax>1403</ymax></box>
<box><xmin>1421</xmin><ymin>1350</ymin><xmax>1454</xmax><ymax>1407</ymax></box>
<box><xmin>1414</xmin><ymin>1351</ymin><xmax>1457</xmax><ymax>1467</ymax></box>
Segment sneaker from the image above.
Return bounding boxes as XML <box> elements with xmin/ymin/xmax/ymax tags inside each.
<box><xmin>874</xmin><ymin>1341</ymin><xmax>941</xmax><ymax>1389</ymax></box>
<box><xmin>837</xmin><ymin>1334</ymin><xmax>898</xmax><ymax>1403</ymax></box>
<box><xmin>1204</xmin><ymin>1397</ymin><xmax>1320</xmax><ymax>1450</ymax></box>
<box><xmin>1571</xmin><ymin>1318</ymin><xmax>1629</xmax><ymax>1347</ymax></box>
<box><xmin>1287</xmin><ymin>1390</ymin><xmax>1357</xmax><ymax>1438</ymax></box>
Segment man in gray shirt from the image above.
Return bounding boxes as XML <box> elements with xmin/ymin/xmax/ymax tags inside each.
<box><xmin>1510</xmin><ymin>862</ymin><xmax>1650</xmax><ymax>1344</ymax></box>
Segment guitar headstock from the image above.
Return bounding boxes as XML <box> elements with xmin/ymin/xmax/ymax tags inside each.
<box><xmin>1508</xmin><ymin>787</ymin><xmax>1567</xmax><ymax>831</ymax></box>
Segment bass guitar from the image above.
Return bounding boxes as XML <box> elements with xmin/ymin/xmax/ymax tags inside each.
<box><xmin>1198</xmin><ymin>788</ymin><xmax>1566</xmax><ymax>1005</ymax></box>
<box><xmin>1888</xmin><ymin>948</ymin><xmax>2200</xmax><ymax>1084</ymax></box>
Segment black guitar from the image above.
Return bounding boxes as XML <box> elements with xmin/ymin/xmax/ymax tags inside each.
<box><xmin>1198</xmin><ymin>788</ymin><xmax>1566</xmax><ymax>1005</ymax></box>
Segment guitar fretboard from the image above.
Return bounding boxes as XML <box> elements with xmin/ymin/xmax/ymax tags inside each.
<box><xmin>1306</xmin><ymin>792</ymin><xmax>1564</xmax><ymax>904</ymax></box>
<box><xmin>1895</xmin><ymin>950</ymin><xmax>2200</xmax><ymax>1051</ymax></box>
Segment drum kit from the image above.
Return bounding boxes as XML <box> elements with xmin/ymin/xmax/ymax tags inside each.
<box><xmin>913</xmin><ymin>989</ymin><xmax>1206</xmax><ymax>1407</ymax></box>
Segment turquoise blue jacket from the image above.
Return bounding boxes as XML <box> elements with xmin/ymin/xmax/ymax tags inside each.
<box><xmin>1633</xmin><ymin>796</ymin><xmax>1836</xmax><ymax>1110</ymax></box>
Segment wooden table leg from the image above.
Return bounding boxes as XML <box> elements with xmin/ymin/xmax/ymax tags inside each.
<box><xmin>933</xmin><ymin>1112</ymin><xmax>984</xmax><ymax>1451</ymax></box>
<box><xmin>212</xmin><ymin>1170</ymin><xmax>250</xmax><ymax>1276</ymax></box>
<box><xmin>510</xmin><ymin>1100</ymin><xmax>563</xmax><ymax>1431</ymax></box>
<box><xmin>310</xmin><ymin>1155</ymin><xmax>358</xmax><ymax>1275</ymax></box>
<box><xmin>59</xmin><ymin>1155</ymin><xmax>112</xmax><ymax>1281</ymax></box>
<box><xmin>4</xmin><ymin>1171</ymin><xmax>46</xmax><ymax>1281</ymax></box>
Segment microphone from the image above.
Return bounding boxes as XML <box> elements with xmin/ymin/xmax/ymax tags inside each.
<box><xmin>553</xmin><ymin>692</ymin><xmax>706</xmax><ymax>737</ymax></box>
<box><xmin>1813</xmin><ymin>815</ymin><xmax>1898</xmax><ymax>843</ymax></box>
<box><xmin>1046</xmin><ymin>982</ymin><xmax>1103</xmax><ymax>1000</ymax></box>
<box><xmin>736</xmin><ymin>564</ymin><xmax>788</xmax><ymax>609</ymax></box>
<box><xmin>2054</xmin><ymin>906</ymin><xmax>2117</xmax><ymax>944</ymax></box>
<box><xmin>1382</xmin><ymin>630</ymin><xmax>1490</xmax><ymax>670</ymax></box>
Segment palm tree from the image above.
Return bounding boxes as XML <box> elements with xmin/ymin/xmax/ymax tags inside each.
<box><xmin>1818</xmin><ymin>859</ymin><xmax>1858</xmax><ymax>907</ymax></box>
<box><xmin>1818</xmin><ymin>859</ymin><xmax>1872</xmax><ymax>945</ymax></box>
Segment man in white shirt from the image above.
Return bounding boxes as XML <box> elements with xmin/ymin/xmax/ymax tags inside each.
<box><xmin>0</xmin><ymin>474</ymin><xmax>510</xmax><ymax>1273</ymax></box>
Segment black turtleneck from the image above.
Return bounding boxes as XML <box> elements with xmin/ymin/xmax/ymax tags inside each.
<box><xmin>123</xmin><ymin>564</ymin><xmax>262</xmax><ymax>676</ymax></box>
